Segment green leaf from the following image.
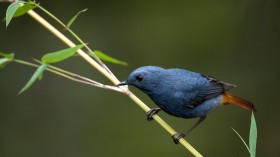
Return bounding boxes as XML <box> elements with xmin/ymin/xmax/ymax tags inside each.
<box><xmin>6</xmin><ymin>1</ymin><xmax>25</xmax><ymax>27</ymax></box>
<box><xmin>0</xmin><ymin>58</ymin><xmax>11</xmax><ymax>68</ymax></box>
<box><xmin>67</xmin><ymin>8</ymin><xmax>87</xmax><ymax>28</ymax></box>
<box><xmin>0</xmin><ymin>52</ymin><xmax>14</xmax><ymax>60</ymax></box>
<box><xmin>232</xmin><ymin>127</ymin><xmax>250</xmax><ymax>152</ymax></box>
<box><xmin>91</xmin><ymin>50</ymin><xmax>128</xmax><ymax>66</ymax></box>
<box><xmin>0</xmin><ymin>52</ymin><xmax>14</xmax><ymax>68</ymax></box>
<box><xmin>249</xmin><ymin>113</ymin><xmax>257</xmax><ymax>157</ymax></box>
<box><xmin>18</xmin><ymin>63</ymin><xmax>47</xmax><ymax>95</ymax></box>
<box><xmin>41</xmin><ymin>44</ymin><xmax>84</xmax><ymax>63</ymax></box>
<box><xmin>13</xmin><ymin>2</ymin><xmax>37</xmax><ymax>18</ymax></box>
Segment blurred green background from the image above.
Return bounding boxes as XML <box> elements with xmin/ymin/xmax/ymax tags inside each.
<box><xmin>0</xmin><ymin>0</ymin><xmax>279</xmax><ymax>156</ymax></box>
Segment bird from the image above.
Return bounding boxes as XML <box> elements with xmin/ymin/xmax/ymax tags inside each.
<box><xmin>118</xmin><ymin>66</ymin><xmax>256</xmax><ymax>144</ymax></box>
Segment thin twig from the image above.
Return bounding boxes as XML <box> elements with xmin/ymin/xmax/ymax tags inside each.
<box><xmin>26</xmin><ymin>9</ymin><xmax>122</xmax><ymax>86</ymax></box>
<box><xmin>14</xmin><ymin>59</ymin><xmax>123</xmax><ymax>93</ymax></box>
<box><xmin>35</xmin><ymin>4</ymin><xmax>114</xmax><ymax>76</ymax></box>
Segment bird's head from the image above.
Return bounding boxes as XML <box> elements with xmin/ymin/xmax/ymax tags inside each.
<box><xmin>118</xmin><ymin>66</ymin><xmax>165</xmax><ymax>94</ymax></box>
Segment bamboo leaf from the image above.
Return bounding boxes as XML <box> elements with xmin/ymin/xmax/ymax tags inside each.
<box><xmin>18</xmin><ymin>64</ymin><xmax>47</xmax><ymax>95</ymax></box>
<box><xmin>249</xmin><ymin>113</ymin><xmax>257</xmax><ymax>157</ymax></box>
<box><xmin>91</xmin><ymin>50</ymin><xmax>128</xmax><ymax>66</ymax></box>
<box><xmin>0</xmin><ymin>52</ymin><xmax>14</xmax><ymax>68</ymax></box>
<box><xmin>6</xmin><ymin>1</ymin><xmax>25</xmax><ymax>27</ymax></box>
<box><xmin>13</xmin><ymin>2</ymin><xmax>37</xmax><ymax>18</ymax></box>
<box><xmin>0</xmin><ymin>52</ymin><xmax>14</xmax><ymax>59</ymax></box>
<box><xmin>0</xmin><ymin>58</ymin><xmax>11</xmax><ymax>68</ymax></box>
<box><xmin>41</xmin><ymin>45</ymin><xmax>84</xmax><ymax>63</ymax></box>
<box><xmin>67</xmin><ymin>8</ymin><xmax>87</xmax><ymax>28</ymax></box>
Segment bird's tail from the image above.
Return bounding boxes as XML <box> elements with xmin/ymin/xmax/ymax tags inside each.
<box><xmin>222</xmin><ymin>93</ymin><xmax>256</xmax><ymax>111</ymax></box>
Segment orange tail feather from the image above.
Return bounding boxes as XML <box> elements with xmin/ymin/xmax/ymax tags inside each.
<box><xmin>222</xmin><ymin>93</ymin><xmax>256</xmax><ymax>112</ymax></box>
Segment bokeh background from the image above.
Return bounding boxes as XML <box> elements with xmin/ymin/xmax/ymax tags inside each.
<box><xmin>1</xmin><ymin>0</ymin><xmax>279</xmax><ymax>156</ymax></box>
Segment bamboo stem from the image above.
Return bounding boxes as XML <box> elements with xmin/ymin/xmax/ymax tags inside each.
<box><xmin>23</xmin><ymin>6</ymin><xmax>202</xmax><ymax>157</ymax></box>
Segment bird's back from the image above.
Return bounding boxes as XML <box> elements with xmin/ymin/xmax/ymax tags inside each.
<box><xmin>147</xmin><ymin>68</ymin><xmax>233</xmax><ymax>118</ymax></box>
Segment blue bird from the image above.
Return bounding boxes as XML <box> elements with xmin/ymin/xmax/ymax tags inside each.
<box><xmin>118</xmin><ymin>66</ymin><xmax>256</xmax><ymax>144</ymax></box>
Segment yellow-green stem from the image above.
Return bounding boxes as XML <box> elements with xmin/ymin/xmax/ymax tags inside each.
<box><xmin>22</xmin><ymin>4</ymin><xmax>202</xmax><ymax>157</ymax></box>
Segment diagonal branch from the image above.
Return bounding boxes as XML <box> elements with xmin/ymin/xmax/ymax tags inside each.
<box><xmin>10</xmin><ymin>3</ymin><xmax>203</xmax><ymax>157</ymax></box>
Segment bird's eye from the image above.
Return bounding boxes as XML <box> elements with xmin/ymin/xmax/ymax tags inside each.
<box><xmin>136</xmin><ymin>75</ymin><xmax>143</xmax><ymax>81</ymax></box>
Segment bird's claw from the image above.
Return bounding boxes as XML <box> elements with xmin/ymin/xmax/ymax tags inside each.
<box><xmin>146</xmin><ymin>108</ymin><xmax>161</xmax><ymax>121</ymax></box>
<box><xmin>172</xmin><ymin>133</ymin><xmax>185</xmax><ymax>144</ymax></box>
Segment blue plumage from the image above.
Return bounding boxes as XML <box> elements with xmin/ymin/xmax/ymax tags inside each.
<box><xmin>123</xmin><ymin>66</ymin><xmax>230</xmax><ymax>118</ymax></box>
<box><xmin>118</xmin><ymin>66</ymin><xmax>254</xmax><ymax>143</ymax></box>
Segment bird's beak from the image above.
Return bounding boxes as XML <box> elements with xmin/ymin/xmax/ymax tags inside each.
<box><xmin>118</xmin><ymin>81</ymin><xmax>128</xmax><ymax>86</ymax></box>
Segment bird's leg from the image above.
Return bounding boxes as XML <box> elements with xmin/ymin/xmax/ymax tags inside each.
<box><xmin>172</xmin><ymin>116</ymin><xmax>206</xmax><ymax>144</ymax></box>
<box><xmin>146</xmin><ymin>108</ymin><xmax>162</xmax><ymax>121</ymax></box>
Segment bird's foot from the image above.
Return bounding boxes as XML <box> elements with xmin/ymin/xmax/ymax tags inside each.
<box><xmin>146</xmin><ymin>108</ymin><xmax>161</xmax><ymax>121</ymax></box>
<box><xmin>172</xmin><ymin>133</ymin><xmax>185</xmax><ymax>144</ymax></box>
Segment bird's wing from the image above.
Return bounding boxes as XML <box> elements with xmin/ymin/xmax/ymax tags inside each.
<box><xmin>185</xmin><ymin>74</ymin><xmax>236</xmax><ymax>107</ymax></box>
